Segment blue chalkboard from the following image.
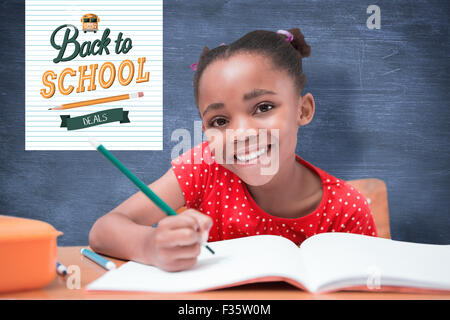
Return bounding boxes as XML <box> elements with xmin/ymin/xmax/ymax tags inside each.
<box><xmin>0</xmin><ymin>0</ymin><xmax>448</xmax><ymax>245</ymax></box>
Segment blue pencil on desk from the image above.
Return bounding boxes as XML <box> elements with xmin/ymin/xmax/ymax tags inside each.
<box><xmin>81</xmin><ymin>248</ymin><xmax>117</xmax><ymax>271</ymax></box>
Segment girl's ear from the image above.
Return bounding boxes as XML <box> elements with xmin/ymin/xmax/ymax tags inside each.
<box><xmin>297</xmin><ymin>93</ymin><xmax>316</xmax><ymax>126</ymax></box>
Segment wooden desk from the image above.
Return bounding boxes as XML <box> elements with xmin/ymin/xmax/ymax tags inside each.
<box><xmin>1</xmin><ymin>246</ymin><xmax>449</xmax><ymax>300</ymax></box>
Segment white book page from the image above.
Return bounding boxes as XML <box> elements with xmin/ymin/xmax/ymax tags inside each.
<box><xmin>87</xmin><ymin>235</ymin><xmax>312</xmax><ymax>293</ymax></box>
<box><xmin>299</xmin><ymin>233</ymin><xmax>450</xmax><ymax>292</ymax></box>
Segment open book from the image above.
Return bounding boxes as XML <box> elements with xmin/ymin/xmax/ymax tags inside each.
<box><xmin>86</xmin><ymin>233</ymin><xmax>450</xmax><ymax>294</ymax></box>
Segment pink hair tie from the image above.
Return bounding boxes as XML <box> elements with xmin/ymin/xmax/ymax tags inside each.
<box><xmin>190</xmin><ymin>62</ymin><xmax>198</xmax><ymax>71</ymax></box>
<box><xmin>277</xmin><ymin>29</ymin><xmax>294</xmax><ymax>42</ymax></box>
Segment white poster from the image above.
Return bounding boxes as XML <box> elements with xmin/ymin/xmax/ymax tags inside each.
<box><xmin>25</xmin><ymin>0</ymin><xmax>163</xmax><ymax>150</ymax></box>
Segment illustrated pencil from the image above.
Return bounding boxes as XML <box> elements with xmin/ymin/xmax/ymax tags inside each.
<box><xmin>88</xmin><ymin>138</ymin><xmax>215</xmax><ymax>255</ymax></box>
<box><xmin>49</xmin><ymin>92</ymin><xmax>144</xmax><ymax>110</ymax></box>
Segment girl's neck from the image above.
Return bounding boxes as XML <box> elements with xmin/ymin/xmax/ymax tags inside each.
<box><xmin>245</xmin><ymin>155</ymin><xmax>323</xmax><ymax>219</ymax></box>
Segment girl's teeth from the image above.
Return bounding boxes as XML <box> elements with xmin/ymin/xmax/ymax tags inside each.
<box><xmin>236</xmin><ymin>147</ymin><xmax>267</xmax><ymax>162</ymax></box>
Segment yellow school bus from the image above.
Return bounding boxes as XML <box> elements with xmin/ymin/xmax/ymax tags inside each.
<box><xmin>81</xmin><ymin>14</ymin><xmax>100</xmax><ymax>33</ymax></box>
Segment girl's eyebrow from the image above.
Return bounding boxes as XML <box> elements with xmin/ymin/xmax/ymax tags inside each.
<box><xmin>202</xmin><ymin>88</ymin><xmax>276</xmax><ymax>117</ymax></box>
<box><xmin>243</xmin><ymin>88</ymin><xmax>276</xmax><ymax>101</ymax></box>
<box><xmin>202</xmin><ymin>102</ymin><xmax>224</xmax><ymax>117</ymax></box>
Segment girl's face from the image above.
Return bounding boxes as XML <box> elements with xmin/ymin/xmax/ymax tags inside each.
<box><xmin>198</xmin><ymin>52</ymin><xmax>309</xmax><ymax>186</ymax></box>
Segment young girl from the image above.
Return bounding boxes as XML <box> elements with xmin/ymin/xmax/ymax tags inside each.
<box><xmin>89</xmin><ymin>27</ymin><xmax>378</xmax><ymax>272</ymax></box>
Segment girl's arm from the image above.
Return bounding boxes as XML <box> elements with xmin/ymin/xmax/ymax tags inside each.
<box><xmin>88</xmin><ymin>167</ymin><xmax>212</xmax><ymax>271</ymax></box>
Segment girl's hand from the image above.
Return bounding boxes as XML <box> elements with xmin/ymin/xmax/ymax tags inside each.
<box><xmin>146</xmin><ymin>209</ymin><xmax>213</xmax><ymax>272</ymax></box>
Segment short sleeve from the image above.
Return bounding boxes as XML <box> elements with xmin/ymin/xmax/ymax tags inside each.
<box><xmin>170</xmin><ymin>141</ymin><xmax>214</xmax><ymax>209</ymax></box>
<box><xmin>338</xmin><ymin>189</ymin><xmax>378</xmax><ymax>237</ymax></box>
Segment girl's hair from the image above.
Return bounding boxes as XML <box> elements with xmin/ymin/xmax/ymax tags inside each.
<box><xmin>193</xmin><ymin>28</ymin><xmax>311</xmax><ymax>107</ymax></box>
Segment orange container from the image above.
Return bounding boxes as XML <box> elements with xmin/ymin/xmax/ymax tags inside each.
<box><xmin>0</xmin><ymin>215</ymin><xmax>62</xmax><ymax>293</ymax></box>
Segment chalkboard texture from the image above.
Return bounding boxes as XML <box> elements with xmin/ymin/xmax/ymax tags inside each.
<box><xmin>0</xmin><ymin>0</ymin><xmax>448</xmax><ymax>245</ymax></box>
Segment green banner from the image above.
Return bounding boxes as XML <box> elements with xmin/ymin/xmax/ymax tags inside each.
<box><xmin>60</xmin><ymin>108</ymin><xmax>130</xmax><ymax>130</ymax></box>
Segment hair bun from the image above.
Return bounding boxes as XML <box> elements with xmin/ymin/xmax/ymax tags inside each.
<box><xmin>288</xmin><ymin>28</ymin><xmax>311</xmax><ymax>58</ymax></box>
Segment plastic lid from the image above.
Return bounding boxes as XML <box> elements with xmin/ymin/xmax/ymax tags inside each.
<box><xmin>0</xmin><ymin>215</ymin><xmax>63</xmax><ymax>241</ymax></box>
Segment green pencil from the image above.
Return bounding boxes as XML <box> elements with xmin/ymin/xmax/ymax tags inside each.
<box><xmin>88</xmin><ymin>138</ymin><xmax>215</xmax><ymax>255</ymax></box>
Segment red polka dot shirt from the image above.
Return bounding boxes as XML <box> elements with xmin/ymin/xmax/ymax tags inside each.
<box><xmin>171</xmin><ymin>141</ymin><xmax>378</xmax><ymax>246</ymax></box>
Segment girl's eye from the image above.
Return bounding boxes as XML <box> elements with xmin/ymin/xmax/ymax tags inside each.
<box><xmin>255</xmin><ymin>103</ymin><xmax>274</xmax><ymax>114</ymax></box>
<box><xmin>209</xmin><ymin>117</ymin><xmax>228</xmax><ymax>127</ymax></box>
